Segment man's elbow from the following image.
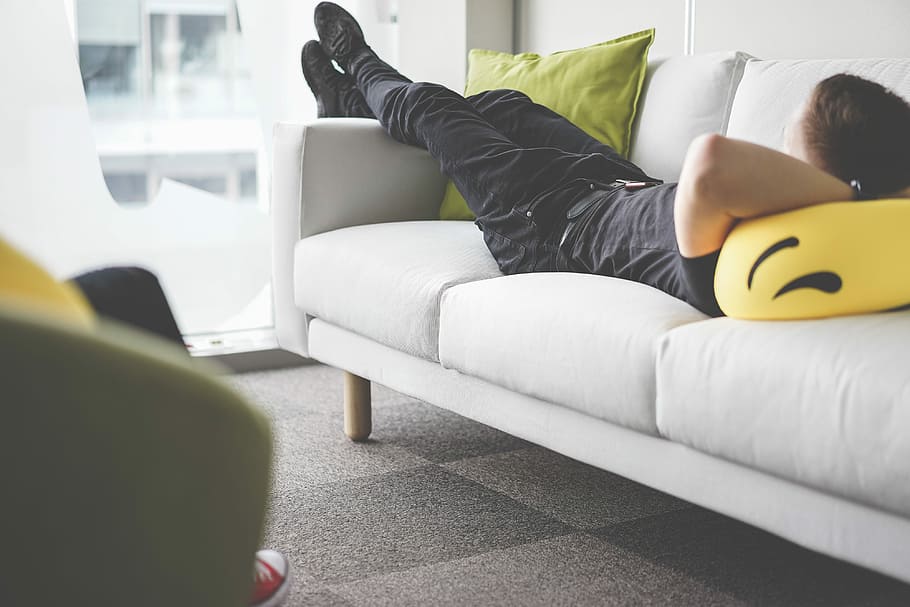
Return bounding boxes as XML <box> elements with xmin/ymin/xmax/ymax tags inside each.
<box><xmin>679</xmin><ymin>133</ymin><xmax>732</xmax><ymax>207</ymax></box>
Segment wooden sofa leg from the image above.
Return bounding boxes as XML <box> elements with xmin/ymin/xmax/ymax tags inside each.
<box><xmin>343</xmin><ymin>371</ymin><xmax>372</xmax><ymax>442</ymax></box>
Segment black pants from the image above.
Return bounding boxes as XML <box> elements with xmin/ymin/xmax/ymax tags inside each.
<box><xmin>72</xmin><ymin>267</ymin><xmax>186</xmax><ymax>349</ymax></box>
<box><xmin>348</xmin><ymin>49</ymin><xmax>723</xmax><ymax>316</ymax></box>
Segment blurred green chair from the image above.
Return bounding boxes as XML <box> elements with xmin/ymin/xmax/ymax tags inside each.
<box><xmin>0</xmin><ymin>306</ymin><xmax>273</xmax><ymax>606</ymax></box>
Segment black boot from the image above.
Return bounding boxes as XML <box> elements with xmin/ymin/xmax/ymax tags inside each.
<box><xmin>314</xmin><ymin>2</ymin><xmax>369</xmax><ymax>72</ymax></box>
<box><xmin>301</xmin><ymin>40</ymin><xmax>375</xmax><ymax>118</ymax></box>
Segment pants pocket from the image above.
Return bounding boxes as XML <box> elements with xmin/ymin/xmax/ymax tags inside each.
<box><xmin>483</xmin><ymin>229</ymin><xmax>528</xmax><ymax>274</ymax></box>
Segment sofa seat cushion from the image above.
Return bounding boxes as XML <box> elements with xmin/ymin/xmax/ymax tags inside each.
<box><xmin>439</xmin><ymin>273</ymin><xmax>707</xmax><ymax>435</ymax></box>
<box><xmin>295</xmin><ymin>220</ymin><xmax>501</xmax><ymax>362</ymax></box>
<box><xmin>657</xmin><ymin>314</ymin><xmax>910</xmax><ymax>517</ymax></box>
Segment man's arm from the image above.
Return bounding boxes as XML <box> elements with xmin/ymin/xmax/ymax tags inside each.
<box><xmin>673</xmin><ymin>134</ymin><xmax>855</xmax><ymax>257</ymax></box>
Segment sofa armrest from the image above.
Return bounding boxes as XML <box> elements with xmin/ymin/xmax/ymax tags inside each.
<box><xmin>271</xmin><ymin>118</ymin><xmax>447</xmax><ymax>356</ymax></box>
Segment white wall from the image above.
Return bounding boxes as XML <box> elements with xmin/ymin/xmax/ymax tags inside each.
<box><xmin>236</xmin><ymin>0</ymin><xmax>320</xmax><ymax>148</ymax></box>
<box><xmin>695</xmin><ymin>0</ymin><xmax>910</xmax><ymax>58</ymax></box>
<box><xmin>398</xmin><ymin>0</ymin><xmax>467</xmax><ymax>90</ymax></box>
<box><xmin>398</xmin><ymin>0</ymin><xmax>512</xmax><ymax>92</ymax></box>
<box><xmin>237</xmin><ymin>0</ymin><xmax>400</xmax><ymax>143</ymax></box>
<box><xmin>516</xmin><ymin>0</ymin><xmax>686</xmax><ymax>57</ymax></box>
<box><xmin>517</xmin><ymin>0</ymin><xmax>910</xmax><ymax>60</ymax></box>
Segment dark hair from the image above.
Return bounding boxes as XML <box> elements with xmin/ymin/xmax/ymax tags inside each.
<box><xmin>802</xmin><ymin>73</ymin><xmax>910</xmax><ymax>196</ymax></box>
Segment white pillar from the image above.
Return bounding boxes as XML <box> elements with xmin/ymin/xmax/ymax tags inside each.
<box><xmin>396</xmin><ymin>0</ymin><xmax>513</xmax><ymax>93</ymax></box>
<box><xmin>684</xmin><ymin>0</ymin><xmax>697</xmax><ymax>56</ymax></box>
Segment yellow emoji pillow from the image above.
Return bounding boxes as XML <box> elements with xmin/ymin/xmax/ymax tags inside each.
<box><xmin>715</xmin><ymin>198</ymin><xmax>910</xmax><ymax>320</ymax></box>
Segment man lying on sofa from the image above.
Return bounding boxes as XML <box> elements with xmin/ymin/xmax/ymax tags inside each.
<box><xmin>301</xmin><ymin>2</ymin><xmax>910</xmax><ymax>318</ymax></box>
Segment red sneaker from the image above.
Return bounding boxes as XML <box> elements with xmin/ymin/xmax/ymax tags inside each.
<box><xmin>249</xmin><ymin>549</ymin><xmax>290</xmax><ymax>607</ymax></box>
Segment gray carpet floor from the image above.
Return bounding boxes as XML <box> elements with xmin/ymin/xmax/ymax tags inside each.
<box><xmin>228</xmin><ymin>364</ymin><xmax>910</xmax><ymax>606</ymax></box>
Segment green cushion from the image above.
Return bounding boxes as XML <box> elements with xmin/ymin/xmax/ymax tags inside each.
<box><xmin>439</xmin><ymin>29</ymin><xmax>655</xmax><ymax>220</ymax></box>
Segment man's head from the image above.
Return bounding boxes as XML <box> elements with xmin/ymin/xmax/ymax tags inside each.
<box><xmin>786</xmin><ymin>73</ymin><xmax>910</xmax><ymax>196</ymax></box>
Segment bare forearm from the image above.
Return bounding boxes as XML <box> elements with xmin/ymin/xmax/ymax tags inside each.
<box><xmin>673</xmin><ymin>134</ymin><xmax>857</xmax><ymax>257</ymax></box>
<box><xmin>678</xmin><ymin>134</ymin><xmax>855</xmax><ymax>219</ymax></box>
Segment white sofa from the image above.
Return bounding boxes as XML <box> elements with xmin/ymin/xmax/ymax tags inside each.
<box><xmin>271</xmin><ymin>52</ymin><xmax>910</xmax><ymax>583</ymax></box>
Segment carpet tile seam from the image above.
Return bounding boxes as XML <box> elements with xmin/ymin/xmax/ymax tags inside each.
<box><xmin>414</xmin><ymin>440</ymin><xmax>533</xmax><ymax>465</ymax></box>
<box><xmin>321</xmin><ymin>529</ymin><xmax>587</xmax><ymax>592</ymax></box>
<box><xmin>431</xmin><ymin>461</ymin><xmax>592</xmax><ymax>534</ymax></box>
<box><xmin>290</xmin><ymin>464</ymin><xmax>580</xmax><ymax>586</ymax></box>
<box><xmin>266</xmin><ymin>459</ymin><xmax>442</xmax><ymax>494</ymax></box>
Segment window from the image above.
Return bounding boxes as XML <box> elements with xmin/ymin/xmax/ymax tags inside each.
<box><xmin>79</xmin><ymin>45</ymin><xmax>140</xmax><ymax>99</ymax></box>
<box><xmin>239</xmin><ymin>168</ymin><xmax>258</xmax><ymax>202</ymax></box>
<box><xmin>171</xmin><ymin>174</ymin><xmax>227</xmax><ymax>195</ymax></box>
<box><xmin>61</xmin><ymin>0</ymin><xmax>400</xmax><ymax>351</ymax></box>
<box><xmin>103</xmin><ymin>172</ymin><xmax>148</xmax><ymax>203</ymax></box>
<box><xmin>74</xmin><ymin>0</ymin><xmax>270</xmax><ymax>340</ymax></box>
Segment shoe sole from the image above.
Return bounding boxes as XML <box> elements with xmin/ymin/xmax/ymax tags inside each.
<box><xmin>314</xmin><ymin>2</ymin><xmax>365</xmax><ymax>61</ymax></box>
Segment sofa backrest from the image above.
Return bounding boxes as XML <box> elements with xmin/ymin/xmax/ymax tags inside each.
<box><xmin>631</xmin><ymin>54</ymin><xmax>910</xmax><ymax>184</ymax></box>
<box><xmin>725</xmin><ymin>58</ymin><xmax>910</xmax><ymax>149</ymax></box>
<box><xmin>629</xmin><ymin>51</ymin><xmax>751</xmax><ymax>182</ymax></box>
